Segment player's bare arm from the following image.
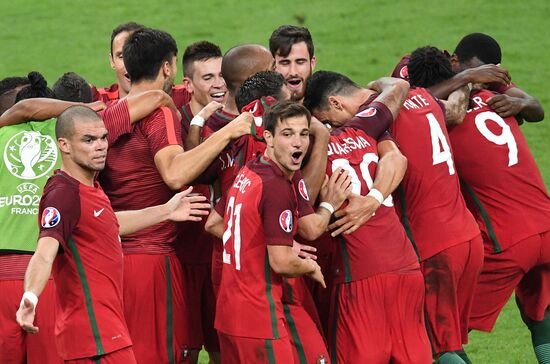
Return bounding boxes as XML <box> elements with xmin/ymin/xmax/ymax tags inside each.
<box><xmin>367</xmin><ymin>77</ymin><xmax>410</xmax><ymax>119</ymax></box>
<box><xmin>184</xmin><ymin>101</ymin><xmax>224</xmax><ymax>150</ymax></box>
<box><xmin>487</xmin><ymin>87</ymin><xmax>544</xmax><ymax>122</ymax></box>
<box><xmin>16</xmin><ymin>237</ymin><xmax>60</xmax><ymax>334</ymax></box>
<box><xmin>298</xmin><ymin>168</ymin><xmax>352</xmax><ymax>240</ymax></box>
<box><xmin>329</xmin><ymin>140</ymin><xmax>407</xmax><ymax>236</ymax></box>
<box><xmin>300</xmin><ymin>116</ymin><xmax>330</xmax><ymax>201</ymax></box>
<box><xmin>205</xmin><ymin>209</ymin><xmax>224</xmax><ymax>239</ymax></box>
<box><xmin>124</xmin><ymin>89</ymin><xmax>179</xmax><ymax>123</ymax></box>
<box><xmin>441</xmin><ymin>84</ymin><xmax>471</xmax><ymax>125</ymax></box>
<box><xmin>266</xmin><ymin>245</ymin><xmax>325</xmax><ymax>288</ymax></box>
<box><xmin>154</xmin><ymin>112</ymin><xmax>253</xmax><ymax>189</ymax></box>
<box><xmin>0</xmin><ymin>99</ymin><xmax>106</xmax><ymax>127</ymax></box>
<box><xmin>116</xmin><ymin>187</ymin><xmax>210</xmax><ymax>236</ymax></box>
<box><xmin>429</xmin><ymin>64</ymin><xmax>511</xmax><ymax>99</ymax></box>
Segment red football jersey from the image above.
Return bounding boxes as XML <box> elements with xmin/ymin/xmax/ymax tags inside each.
<box><xmin>448</xmin><ymin>89</ymin><xmax>550</xmax><ymax>253</ymax></box>
<box><xmin>327</xmin><ymin>100</ymin><xmax>418</xmax><ymax>283</ymax></box>
<box><xmin>99</xmin><ymin>107</ymin><xmax>183</xmax><ymax>254</ymax></box>
<box><xmin>390</xmin><ymin>87</ymin><xmax>479</xmax><ymax>260</ymax></box>
<box><xmin>215</xmin><ymin>156</ymin><xmax>312</xmax><ymax>339</ymax></box>
<box><xmin>38</xmin><ymin>171</ymin><xmax>131</xmax><ymax>360</ymax></box>
<box><xmin>171</xmin><ymin>84</ymin><xmax>192</xmax><ymax>110</ymax></box>
<box><xmin>92</xmin><ymin>83</ymin><xmax>120</xmax><ymax>103</ymax></box>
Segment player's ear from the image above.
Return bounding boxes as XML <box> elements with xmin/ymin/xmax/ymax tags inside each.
<box><xmin>182</xmin><ymin>77</ymin><xmax>193</xmax><ymax>93</ymax></box>
<box><xmin>263</xmin><ymin>130</ymin><xmax>274</xmax><ymax>147</ymax></box>
<box><xmin>57</xmin><ymin>138</ymin><xmax>70</xmax><ymax>153</ymax></box>
<box><xmin>310</xmin><ymin>55</ymin><xmax>316</xmax><ymax>71</ymax></box>
<box><xmin>328</xmin><ymin>95</ymin><xmax>343</xmax><ymax>111</ymax></box>
<box><xmin>109</xmin><ymin>53</ymin><xmax>116</xmax><ymax>70</ymax></box>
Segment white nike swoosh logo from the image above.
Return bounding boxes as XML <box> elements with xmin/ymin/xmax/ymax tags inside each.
<box><xmin>94</xmin><ymin>208</ymin><xmax>105</xmax><ymax>217</ymax></box>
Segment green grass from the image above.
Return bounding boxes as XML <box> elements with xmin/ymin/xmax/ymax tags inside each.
<box><xmin>1</xmin><ymin>1</ymin><xmax>547</xmax><ymax>363</ymax></box>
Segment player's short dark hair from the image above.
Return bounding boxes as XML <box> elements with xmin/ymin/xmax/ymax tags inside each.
<box><xmin>263</xmin><ymin>100</ymin><xmax>311</xmax><ymax>134</ymax></box>
<box><xmin>408</xmin><ymin>46</ymin><xmax>454</xmax><ymax>88</ymax></box>
<box><xmin>56</xmin><ymin>105</ymin><xmax>102</xmax><ymax>139</ymax></box>
<box><xmin>110</xmin><ymin>21</ymin><xmax>145</xmax><ymax>54</ymax></box>
<box><xmin>269</xmin><ymin>25</ymin><xmax>314</xmax><ymax>58</ymax></box>
<box><xmin>0</xmin><ymin>76</ymin><xmax>29</xmax><ymax>96</ymax></box>
<box><xmin>182</xmin><ymin>41</ymin><xmax>222</xmax><ymax>78</ymax></box>
<box><xmin>123</xmin><ymin>28</ymin><xmax>178</xmax><ymax>83</ymax></box>
<box><xmin>52</xmin><ymin>72</ymin><xmax>92</xmax><ymax>103</ymax></box>
<box><xmin>454</xmin><ymin>33</ymin><xmax>502</xmax><ymax>65</ymax></box>
<box><xmin>303</xmin><ymin>70</ymin><xmax>359</xmax><ymax>112</ymax></box>
<box><xmin>236</xmin><ymin>71</ymin><xmax>285</xmax><ymax>111</ymax></box>
<box><xmin>15</xmin><ymin>72</ymin><xmax>54</xmax><ymax>102</ymax></box>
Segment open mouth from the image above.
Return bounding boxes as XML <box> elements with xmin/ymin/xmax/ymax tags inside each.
<box><xmin>210</xmin><ymin>91</ymin><xmax>226</xmax><ymax>101</ymax></box>
<box><xmin>124</xmin><ymin>73</ymin><xmax>131</xmax><ymax>82</ymax></box>
<box><xmin>291</xmin><ymin>151</ymin><xmax>303</xmax><ymax>164</ymax></box>
<box><xmin>287</xmin><ymin>79</ymin><xmax>302</xmax><ymax>89</ymax></box>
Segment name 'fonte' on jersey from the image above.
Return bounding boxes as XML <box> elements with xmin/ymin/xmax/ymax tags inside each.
<box><xmin>328</xmin><ymin>135</ymin><xmax>371</xmax><ymax>156</ymax></box>
<box><xmin>402</xmin><ymin>93</ymin><xmax>431</xmax><ymax>110</ymax></box>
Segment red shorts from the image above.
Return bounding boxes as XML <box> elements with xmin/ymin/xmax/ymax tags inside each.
<box><xmin>0</xmin><ymin>279</ymin><xmax>62</xmax><ymax>364</ymax></box>
<box><xmin>470</xmin><ymin>231</ymin><xmax>550</xmax><ymax>332</ymax></box>
<box><xmin>329</xmin><ymin>268</ymin><xmax>431</xmax><ymax>364</ymax></box>
<box><xmin>64</xmin><ymin>346</ymin><xmax>136</xmax><ymax>363</ymax></box>
<box><xmin>421</xmin><ymin>235</ymin><xmax>484</xmax><ymax>353</ymax></box>
<box><xmin>218</xmin><ymin>333</ymin><xmax>294</xmax><ymax>364</ymax></box>
<box><xmin>123</xmin><ymin>253</ymin><xmax>189</xmax><ymax>364</ymax></box>
<box><xmin>181</xmin><ymin>263</ymin><xmax>219</xmax><ymax>352</ymax></box>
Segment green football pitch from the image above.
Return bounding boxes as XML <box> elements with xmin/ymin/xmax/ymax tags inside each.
<box><xmin>1</xmin><ymin>0</ymin><xmax>548</xmax><ymax>362</ymax></box>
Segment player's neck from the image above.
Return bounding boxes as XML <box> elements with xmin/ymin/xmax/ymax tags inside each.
<box><xmin>60</xmin><ymin>161</ymin><xmax>95</xmax><ymax>187</ymax></box>
<box><xmin>357</xmin><ymin>88</ymin><xmax>377</xmax><ymax>104</ymax></box>
<box><xmin>189</xmin><ymin>98</ymin><xmax>204</xmax><ymax>116</ymax></box>
<box><xmin>222</xmin><ymin>93</ymin><xmax>239</xmax><ymax>115</ymax></box>
<box><xmin>128</xmin><ymin>79</ymin><xmax>165</xmax><ymax>95</ymax></box>
<box><xmin>118</xmin><ymin>84</ymin><xmax>128</xmax><ymax>98</ymax></box>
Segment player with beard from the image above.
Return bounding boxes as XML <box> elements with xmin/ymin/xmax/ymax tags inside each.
<box><xmin>15</xmin><ymin>106</ymin><xmax>209</xmax><ymax>364</ymax></box>
<box><xmin>270</xmin><ymin>25</ymin><xmax>315</xmax><ymax>103</ymax></box>
<box><xmin>176</xmin><ymin>40</ymin><xmax>227</xmax><ymax>364</ymax></box>
<box><xmin>213</xmin><ymin>101</ymin><xmax>350</xmax><ymax>363</ymax></box>
<box><xmin>408</xmin><ymin>46</ymin><xmax>550</xmax><ymax>364</ymax></box>
<box><xmin>304</xmin><ymin>72</ymin><xmax>433</xmax><ymax>363</ymax></box>
<box><xmin>97</xmin><ymin>28</ymin><xmax>253</xmax><ymax>364</ymax></box>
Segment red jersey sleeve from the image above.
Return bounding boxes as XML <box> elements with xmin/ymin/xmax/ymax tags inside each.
<box><xmin>260</xmin><ymin>179</ymin><xmax>296</xmax><ymax>247</ymax></box>
<box><xmin>292</xmin><ymin>172</ymin><xmax>314</xmax><ymax>218</ymax></box>
<box><xmin>38</xmin><ymin>185</ymin><xmax>80</xmax><ymax>249</ymax></box>
<box><xmin>99</xmin><ymin>99</ymin><xmax>132</xmax><ymax>145</ymax></box>
<box><xmin>141</xmin><ymin>106</ymin><xmax>183</xmax><ymax>156</ymax></box>
<box><xmin>346</xmin><ymin>101</ymin><xmax>394</xmax><ymax>140</ymax></box>
<box><xmin>488</xmin><ymin>81</ymin><xmax>516</xmax><ymax>94</ymax></box>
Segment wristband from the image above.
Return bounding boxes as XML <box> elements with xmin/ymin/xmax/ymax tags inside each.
<box><xmin>190</xmin><ymin>115</ymin><xmax>205</xmax><ymax>127</ymax></box>
<box><xmin>319</xmin><ymin>202</ymin><xmax>335</xmax><ymax>215</ymax></box>
<box><xmin>21</xmin><ymin>291</ymin><xmax>38</xmax><ymax>308</ymax></box>
<box><xmin>367</xmin><ymin>188</ymin><xmax>384</xmax><ymax>205</ymax></box>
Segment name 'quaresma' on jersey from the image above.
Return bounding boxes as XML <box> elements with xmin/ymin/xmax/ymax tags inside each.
<box><xmin>448</xmin><ymin>89</ymin><xmax>550</xmax><ymax>253</ymax></box>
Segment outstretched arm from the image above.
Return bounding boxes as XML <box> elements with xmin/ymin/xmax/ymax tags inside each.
<box><xmin>116</xmin><ymin>187</ymin><xmax>210</xmax><ymax>236</ymax></box>
<box><xmin>16</xmin><ymin>237</ymin><xmax>60</xmax><ymax>334</ymax></box>
<box><xmin>487</xmin><ymin>87</ymin><xmax>544</xmax><ymax>122</ymax></box>
<box><xmin>301</xmin><ymin>117</ymin><xmax>330</xmax><ymax>201</ymax></box>
<box><xmin>367</xmin><ymin>77</ymin><xmax>410</xmax><ymax>119</ymax></box>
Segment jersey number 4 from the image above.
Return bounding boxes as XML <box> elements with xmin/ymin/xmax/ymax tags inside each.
<box><xmin>222</xmin><ymin>196</ymin><xmax>242</xmax><ymax>270</ymax></box>
<box><xmin>426</xmin><ymin>112</ymin><xmax>455</xmax><ymax>175</ymax></box>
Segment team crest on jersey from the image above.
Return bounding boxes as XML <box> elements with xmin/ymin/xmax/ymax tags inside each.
<box><xmin>400</xmin><ymin>65</ymin><xmax>409</xmax><ymax>79</ymax></box>
<box><xmin>4</xmin><ymin>131</ymin><xmax>58</xmax><ymax>180</ymax></box>
<box><xmin>41</xmin><ymin>207</ymin><xmax>60</xmax><ymax>228</ymax></box>
<box><xmin>279</xmin><ymin>210</ymin><xmax>293</xmax><ymax>233</ymax></box>
<box><xmin>355</xmin><ymin>107</ymin><xmax>377</xmax><ymax>118</ymax></box>
<box><xmin>298</xmin><ymin>179</ymin><xmax>309</xmax><ymax>201</ymax></box>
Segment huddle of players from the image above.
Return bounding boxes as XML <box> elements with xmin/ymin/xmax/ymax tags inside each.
<box><xmin>1</xmin><ymin>21</ymin><xmax>548</xmax><ymax>364</ymax></box>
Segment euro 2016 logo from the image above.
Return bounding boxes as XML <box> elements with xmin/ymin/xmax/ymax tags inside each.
<box><xmin>41</xmin><ymin>207</ymin><xmax>61</xmax><ymax>228</ymax></box>
<box><xmin>4</xmin><ymin>131</ymin><xmax>58</xmax><ymax>180</ymax></box>
<box><xmin>279</xmin><ymin>209</ymin><xmax>293</xmax><ymax>233</ymax></box>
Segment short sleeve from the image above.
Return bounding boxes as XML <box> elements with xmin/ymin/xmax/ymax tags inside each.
<box><xmin>346</xmin><ymin>101</ymin><xmax>394</xmax><ymax>140</ymax></box>
<box><xmin>99</xmin><ymin>99</ymin><xmax>132</xmax><ymax>145</ymax></box>
<box><xmin>292</xmin><ymin>172</ymin><xmax>314</xmax><ymax>218</ymax></box>
<box><xmin>260</xmin><ymin>179</ymin><xmax>296</xmax><ymax>247</ymax></box>
<box><xmin>140</xmin><ymin>107</ymin><xmax>183</xmax><ymax>156</ymax></box>
<box><xmin>38</xmin><ymin>185</ymin><xmax>80</xmax><ymax>249</ymax></box>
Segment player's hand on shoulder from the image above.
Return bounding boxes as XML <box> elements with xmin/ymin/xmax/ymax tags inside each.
<box><xmin>87</xmin><ymin>101</ymin><xmax>106</xmax><ymax>112</ymax></box>
<box><xmin>320</xmin><ymin>168</ymin><xmax>352</xmax><ymax>211</ymax></box>
<box><xmin>166</xmin><ymin>187</ymin><xmax>211</xmax><ymax>222</ymax></box>
<box><xmin>487</xmin><ymin>93</ymin><xmax>523</xmax><ymax>118</ymax></box>
<box><xmin>16</xmin><ymin>297</ymin><xmax>39</xmax><ymax>334</ymax></box>
<box><xmin>464</xmin><ymin>64</ymin><xmax>511</xmax><ymax>86</ymax></box>
<box><xmin>329</xmin><ymin>193</ymin><xmax>378</xmax><ymax>237</ymax></box>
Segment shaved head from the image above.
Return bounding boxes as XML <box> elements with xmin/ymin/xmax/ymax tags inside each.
<box><xmin>56</xmin><ymin>105</ymin><xmax>102</xmax><ymax>139</ymax></box>
<box><xmin>221</xmin><ymin>44</ymin><xmax>274</xmax><ymax>94</ymax></box>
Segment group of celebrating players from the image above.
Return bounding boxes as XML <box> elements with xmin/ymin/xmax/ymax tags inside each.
<box><xmin>0</xmin><ymin>21</ymin><xmax>548</xmax><ymax>364</ymax></box>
